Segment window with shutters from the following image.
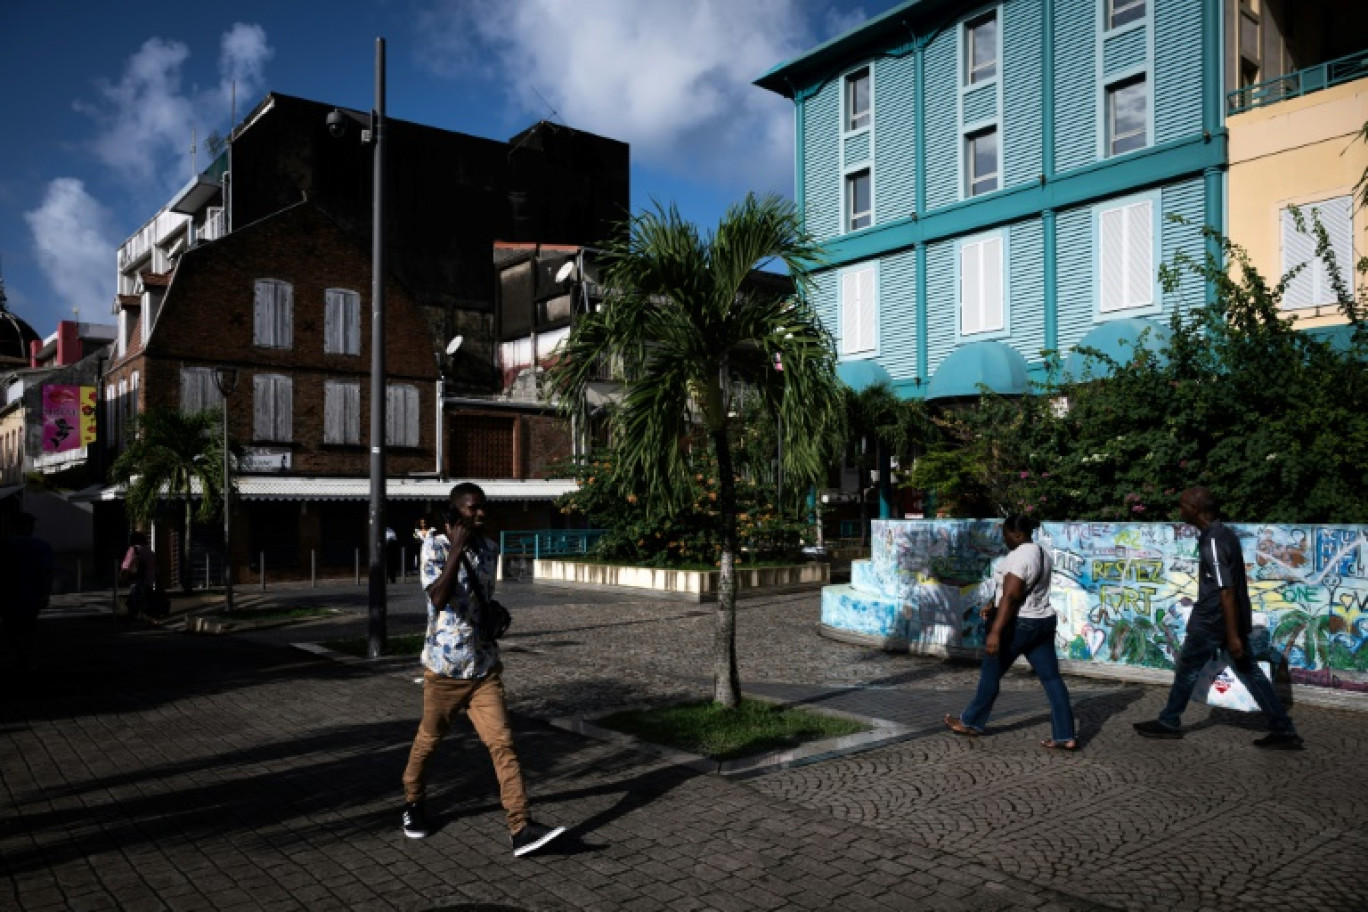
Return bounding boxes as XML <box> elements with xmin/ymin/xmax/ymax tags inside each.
<box><xmin>253</xmin><ymin>279</ymin><xmax>293</xmax><ymax>349</ymax></box>
<box><xmin>386</xmin><ymin>384</ymin><xmax>420</xmax><ymax>448</ymax></box>
<box><xmin>323</xmin><ymin>381</ymin><xmax>361</xmax><ymax>444</ymax></box>
<box><xmin>253</xmin><ymin>374</ymin><xmax>292</xmax><ymax>442</ymax></box>
<box><xmin>324</xmin><ymin>288</ymin><xmax>361</xmax><ymax>355</ymax></box>
<box><xmin>959</xmin><ymin>233</ymin><xmax>1005</xmax><ymax>336</ymax></box>
<box><xmin>839</xmin><ymin>264</ymin><xmax>878</xmax><ymax>356</ymax></box>
<box><xmin>1281</xmin><ymin>196</ymin><xmax>1355</xmax><ymax>310</ymax></box>
<box><xmin>1097</xmin><ymin>196</ymin><xmax>1156</xmax><ymax>314</ymax></box>
<box><xmin>179</xmin><ymin>367</ymin><xmax>224</xmax><ymax>414</ymax></box>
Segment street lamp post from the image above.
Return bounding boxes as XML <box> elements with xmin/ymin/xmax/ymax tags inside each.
<box><xmin>213</xmin><ymin>366</ymin><xmax>239</xmax><ymax>612</ymax></box>
<box><xmin>368</xmin><ymin>37</ymin><xmax>389</xmax><ymax>659</ymax></box>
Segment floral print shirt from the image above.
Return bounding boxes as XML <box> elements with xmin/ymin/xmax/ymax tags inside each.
<box><xmin>419</xmin><ymin>532</ymin><xmax>500</xmax><ymax>679</ymax></box>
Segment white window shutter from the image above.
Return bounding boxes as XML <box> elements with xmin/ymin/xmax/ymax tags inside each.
<box><xmin>1281</xmin><ymin>207</ymin><xmax>1317</xmax><ymax>309</ymax></box>
<box><xmin>961</xmin><ymin>241</ymin><xmax>983</xmax><ymax>335</ymax></box>
<box><xmin>345</xmin><ymin>383</ymin><xmax>360</xmax><ymax>443</ymax></box>
<box><xmin>1125</xmin><ymin>201</ymin><xmax>1154</xmax><ymax>309</ymax></box>
<box><xmin>278</xmin><ymin>284</ymin><xmax>293</xmax><ymax>349</ymax></box>
<box><xmin>254</xmin><ymin>281</ymin><xmax>271</xmax><ymax>346</ymax></box>
<box><xmin>982</xmin><ymin>236</ymin><xmax>1003</xmax><ymax>331</ymax></box>
<box><xmin>1318</xmin><ymin>195</ymin><xmax>1355</xmax><ymax>304</ymax></box>
<box><xmin>857</xmin><ymin>266</ymin><xmax>877</xmax><ymax>352</ymax></box>
<box><xmin>275</xmin><ymin>376</ymin><xmax>292</xmax><ymax>442</ymax></box>
<box><xmin>253</xmin><ymin>375</ymin><xmax>271</xmax><ymax>439</ymax></box>
<box><xmin>346</xmin><ymin>293</ymin><xmax>361</xmax><ymax>354</ymax></box>
<box><xmin>324</xmin><ymin>291</ymin><xmax>342</xmax><ymax>353</ymax></box>
<box><xmin>324</xmin><ymin>382</ymin><xmax>342</xmax><ymax>443</ymax></box>
<box><xmin>1099</xmin><ymin>207</ymin><xmax>1125</xmax><ymax>312</ymax></box>
<box><xmin>840</xmin><ymin>270</ymin><xmax>860</xmax><ymax>355</ymax></box>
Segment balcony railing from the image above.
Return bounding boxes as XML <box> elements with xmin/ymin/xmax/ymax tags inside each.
<box><xmin>1228</xmin><ymin>48</ymin><xmax>1368</xmax><ymax>116</ymax></box>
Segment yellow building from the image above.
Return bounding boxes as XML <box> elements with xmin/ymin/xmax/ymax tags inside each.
<box><xmin>1225</xmin><ymin>1</ymin><xmax>1368</xmax><ymax>328</ymax></box>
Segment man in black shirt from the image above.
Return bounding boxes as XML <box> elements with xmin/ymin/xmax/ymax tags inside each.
<box><xmin>1134</xmin><ymin>487</ymin><xmax>1303</xmax><ymax>749</ymax></box>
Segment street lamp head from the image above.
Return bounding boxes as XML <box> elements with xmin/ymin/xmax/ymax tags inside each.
<box><xmin>445</xmin><ymin>335</ymin><xmax>464</xmax><ymax>355</ymax></box>
<box><xmin>214</xmin><ymin>365</ymin><xmax>239</xmax><ymax>396</ymax></box>
<box><xmin>326</xmin><ymin>108</ymin><xmax>349</xmax><ymax>139</ymax></box>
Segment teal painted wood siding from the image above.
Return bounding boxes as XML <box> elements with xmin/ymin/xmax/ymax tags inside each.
<box><xmin>1054</xmin><ymin>206</ymin><xmax>1095</xmax><ymax>355</ymax></box>
<box><xmin>803</xmin><ymin>80</ymin><xmax>841</xmax><ymax>241</ymax></box>
<box><xmin>810</xmin><ymin>269</ymin><xmax>839</xmax><ymax>343</ymax></box>
<box><xmin>1054</xmin><ymin>0</ymin><xmax>1097</xmax><ymax>173</ymax></box>
<box><xmin>875</xmin><ymin>53</ymin><xmax>917</xmax><ymax>226</ymax></box>
<box><xmin>1003</xmin><ymin>0</ymin><xmax>1043</xmax><ymax>188</ymax></box>
<box><xmin>880</xmin><ymin>249</ymin><xmax>919</xmax><ymax>380</ymax></box>
<box><xmin>924</xmin><ymin>239</ymin><xmax>959</xmax><ymax>375</ymax></box>
<box><xmin>1154</xmin><ymin>0</ymin><xmax>1203</xmax><ymax>144</ymax></box>
<box><xmin>1008</xmin><ymin>219</ymin><xmax>1046</xmax><ymax>362</ymax></box>
<box><xmin>924</xmin><ymin>29</ymin><xmax>959</xmax><ymax>209</ymax></box>
<box><xmin>962</xmin><ymin>83</ymin><xmax>997</xmax><ymax>125</ymax></box>
<box><xmin>844</xmin><ymin>131</ymin><xmax>871</xmax><ymax>165</ymax></box>
<box><xmin>1103</xmin><ymin>26</ymin><xmax>1148</xmax><ymax>78</ymax></box>
<box><xmin>1161</xmin><ymin>177</ymin><xmax>1207</xmax><ymax>309</ymax></box>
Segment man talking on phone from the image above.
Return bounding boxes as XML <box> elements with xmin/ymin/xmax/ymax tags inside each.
<box><xmin>400</xmin><ymin>482</ymin><xmax>566</xmax><ymax>855</ymax></box>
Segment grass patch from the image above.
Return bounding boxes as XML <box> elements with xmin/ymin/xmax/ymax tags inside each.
<box><xmin>321</xmin><ymin>633</ymin><xmax>427</xmax><ymax>657</ymax></box>
<box><xmin>595</xmin><ymin>698</ymin><xmax>869</xmax><ymax>761</ymax></box>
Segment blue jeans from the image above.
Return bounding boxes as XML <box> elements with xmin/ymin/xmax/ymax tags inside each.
<box><xmin>1157</xmin><ymin>610</ymin><xmax>1296</xmax><ymax>733</ymax></box>
<box><xmin>960</xmin><ymin>615</ymin><xmax>1076</xmax><ymax>742</ymax></box>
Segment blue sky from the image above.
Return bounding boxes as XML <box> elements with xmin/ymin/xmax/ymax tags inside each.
<box><xmin>1</xmin><ymin>0</ymin><xmax>903</xmax><ymax>337</ymax></box>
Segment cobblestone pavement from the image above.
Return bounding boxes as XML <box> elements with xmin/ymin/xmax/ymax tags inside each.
<box><xmin>2</xmin><ymin>579</ymin><xmax>1364</xmax><ymax>911</ymax></box>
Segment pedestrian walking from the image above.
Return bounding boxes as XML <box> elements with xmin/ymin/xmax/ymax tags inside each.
<box><xmin>385</xmin><ymin>526</ymin><xmax>400</xmax><ymax>584</ymax></box>
<box><xmin>1133</xmin><ymin>487</ymin><xmax>1303</xmax><ymax>748</ymax></box>
<box><xmin>0</xmin><ymin>513</ymin><xmax>54</xmax><ymax>673</ymax></box>
<box><xmin>119</xmin><ymin>531</ymin><xmax>156</xmax><ymax>621</ymax></box>
<box><xmin>945</xmin><ymin>513</ymin><xmax>1077</xmax><ymax>750</ymax></box>
<box><xmin>400</xmin><ymin>482</ymin><xmax>566</xmax><ymax>855</ymax></box>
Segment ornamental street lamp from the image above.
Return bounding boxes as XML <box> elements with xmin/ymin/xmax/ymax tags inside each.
<box><xmin>328</xmin><ymin>37</ymin><xmax>388</xmax><ymax>657</ymax></box>
<box><xmin>212</xmin><ymin>366</ymin><xmax>239</xmax><ymax>612</ymax></box>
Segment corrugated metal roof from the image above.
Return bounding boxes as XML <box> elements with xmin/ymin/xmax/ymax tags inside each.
<box><xmin>82</xmin><ymin>476</ymin><xmax>578</xmax><ymax>503</ymax></box>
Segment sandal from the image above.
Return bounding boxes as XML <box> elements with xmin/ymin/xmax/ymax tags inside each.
<box><xmin>1040</xmin><ymin>739</ymin><xmax>1078</xmax><ymax>751</ymax></box>
<box><xmin>944</xmin><ymin>714</ymin><xmax>979</xmax><ymax>736</ymax></box>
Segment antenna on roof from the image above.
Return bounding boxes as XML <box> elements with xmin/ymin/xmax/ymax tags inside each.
<box><xmin>190</xmin><ymin>126</ymin><xmax>197</xmax><ymax>175</ymax></box>
<box><xmin>529</xmin><ymin>85</ymin><xmax>564</xmax><ymax>127</ymax></box>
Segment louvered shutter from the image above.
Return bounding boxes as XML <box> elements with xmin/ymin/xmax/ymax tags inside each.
<box><xmin>1318</xmin><ymin>196</ymin><xmax>1354</xmax><ymax>304</ymax></box>
<box><xmin>961</xmin><ymin>241</ymin><xmax>983</xmax><ymax>335</ymax></box>
<box><xmin>856</xmin><ymin>266</ymin><xmax>877</xmax><ymax>352</ymax></box>
<box><xmin>1099</xmin><ymin>207</ymin><xmax>1125</xmax><ymax>312</ymax></box>
<box><xmin>1124</xmin><ymin>200</ymin><xmax>1154</xmax><ymax>309</ymax></box>
<box><xmin>181</xmin><ymin>369</ymin><xmax>201</xmax><ymax>412</ymax></box>
<box><xmin>324</xmin><ymin>291</ymin><xmax>344</xmax><ymax>353</ymax></box>
<box><xmin>344</xmin><ymin>384</ymin><xmax>360</xmax><ymax>443</ymax></box>
<box><xmin>253</xmin><ymin>282</ymin><xmax>271</xmax><ymax>346</ymax></box>
<box><xmin>1281</xmin><ymin>207</ymin><xmax>1317</xmax><ymax>309</ymax></box>
<box><xmin>841</xmin><ymin>269</ymin><xmax>861</xmax><ymax>354</ymax></box>
<box><xmin>274</xmin><ymin>376</ymin><xmax>292</xmax><ymax>441</ymax></box>
<box><xmin>982</xmin><ymin>236</ymin><xmax>1003</xmax><ymax>331</ymax></box>
<box><xmin>325</xmin><ymin>381</ymin><xmax>361</xmax><ymax>444</ymax></box>
<box><xmin>276</xmin><ymin>284</ymin><xmax>293</xmax><ymax>349</ymax></box>
<box><xmin>345</xmin><ymin>293</ymin><xmax>360</xmax><ymax>354</ymax></box>
<box><xmin>254</xmin><ymin>375</ymin><xmax>271</xmax><ymax>439</ymax></box>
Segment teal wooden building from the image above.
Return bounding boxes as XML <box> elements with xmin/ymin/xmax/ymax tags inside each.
<box><xmin>756</xmin><ymin>0</ymin><xmax>1225</xmax><ymax>399</ymax></box>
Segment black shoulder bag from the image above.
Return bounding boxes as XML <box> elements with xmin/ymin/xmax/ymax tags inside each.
<box><xmin>458</xmin><ymin>549</ymin><xmax>512</xmax><ymax>643</ymax></box>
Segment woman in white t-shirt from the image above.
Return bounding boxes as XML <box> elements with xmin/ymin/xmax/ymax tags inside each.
<box><xmin>944</xmin><ymin>514</ymin><xmax>1077</xmax><ymax>750</ymax></box>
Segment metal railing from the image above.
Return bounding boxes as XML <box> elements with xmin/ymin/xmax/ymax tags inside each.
<box><xmin>1227</xmin><ymin>48</ymin><xmax>1368</xmax><ymax>115</ymax></box>
<box><xmin>498</xmin><ymin>529</ymin><xmax>606</xmax><ymax>580</ymax></box>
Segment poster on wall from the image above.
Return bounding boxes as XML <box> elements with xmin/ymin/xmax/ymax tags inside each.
<box><xmin>42</xmin><ymin>385</ymin><xmax>96</xmax><ymax>453</ymax></box>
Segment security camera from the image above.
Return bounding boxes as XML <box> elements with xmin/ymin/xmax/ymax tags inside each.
<box><xmin>326</xmin><ymin>109</ymin><xmax>348</xmax><ymax>138</ymax></box>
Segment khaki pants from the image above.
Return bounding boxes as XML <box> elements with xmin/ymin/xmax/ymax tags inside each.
<box><xmin>401</xmin><ymin>669</ymin><xmax>529</xmax><ymax>833</ymax></box>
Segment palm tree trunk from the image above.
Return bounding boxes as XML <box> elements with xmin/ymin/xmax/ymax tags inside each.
<box><xmin>711</xmin><ymin>428</ymin><xmax>741</xmax><ymax>709</ymax></box>
<box><xmin>181</xmin><ymin>495</ymin><xmax>194</xmax><ymax>595</ymax></box>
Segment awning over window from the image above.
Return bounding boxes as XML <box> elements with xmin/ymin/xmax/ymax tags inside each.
<box><xmin>1062</xmin><ymin>318</ymin><xmax>1171</xmax><ymax>380</ymax></box>
<box><xmin>925</xmin><ymin>341</ymin><xmax>1030</xmax><ymax>400</ymax></box>
<box><xmin>835</xmin><ymin>358</ymin><xmax>893</xmax><ymax>392</ymax></box>
<box><xmin>76</xmin><ymin>477</ymin><xmax>578</xmax><ymax>503</ymax></box>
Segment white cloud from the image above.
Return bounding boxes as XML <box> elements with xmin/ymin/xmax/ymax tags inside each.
<box><xmin>23</xmin><ymin>179</ymin><xmax>120</xmax><ymax>313</ymax></box>
<box><xmin>76</xmin><ymin>25</ymin><xmax>273</xmax><ymax>189</ymax></box>
<box><xmin>415</xmin><ymin>0</ymin><xmax>824</xmax><ymax>195</ymax></box>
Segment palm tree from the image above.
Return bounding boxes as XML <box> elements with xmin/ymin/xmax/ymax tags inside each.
<box><xmin>549</xmin><ymin>194</ymin><xmax>843</xmax><ymax>707</ymax></box>
<box><xmin>843</xmin><ymin>382</ymin><xmax>928</xmax><ymax>543</ymax></box>
<box><xmin>110</xmin><ymin>406</ymin><xmax>231</xmax><ymax>595</ymax></box>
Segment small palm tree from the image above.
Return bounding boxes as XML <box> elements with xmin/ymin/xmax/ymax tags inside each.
<box><xmin>549</xmin><ymin>194</ymin><xmax>843</xmax><ymax>707</ymax></box>
<box><xmin>110</xmin><ymin>406</ymin><xmax>231</xmax><ymax>595</ymax></box>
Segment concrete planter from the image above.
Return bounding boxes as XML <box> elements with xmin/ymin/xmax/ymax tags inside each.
<box><xmin>532</xmin><ymin>559</ymin><xmax>830</xmax><ymax>601</ymax></box>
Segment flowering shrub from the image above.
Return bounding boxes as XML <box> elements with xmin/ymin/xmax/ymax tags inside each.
<box><xmin>910</xmin><ymin>222</ymin><xmax>1368</xmax><ymax>523</ymax></box>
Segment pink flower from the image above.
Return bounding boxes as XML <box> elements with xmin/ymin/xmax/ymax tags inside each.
<box><xmin>1020</xmin><ymin>471</ymin><xmax>1030</xmax><ymax>479</ymax></box>
<box><xmin>1132</xmin><ymin>504</ymin><xmax>1146</xmax><ymax>513</ymax></box>
<box><xmin>1025</xmin><ymin>505</ymin><xmax>1035</xmax><ymax>512</ymax></box>
<box><xmin>1042</xmin><ymin>472</ymin><xmax>1050</xmax><ymax>478</ymax></box>
<box><xmin>1179</xmin><ymin>460</ymin><xmax>1189</xmax><ymax>469</ymax></box>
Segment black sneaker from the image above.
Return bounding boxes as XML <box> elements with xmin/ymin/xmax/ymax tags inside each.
<box><xmin>402</xmin><ymin>802</ymin><xmax>430</xmax><ymax>839</ymax></box>
<box><xmin>1253</xmin><ymin>732</ymin><xmax>1305</xmax><ymax>750</ymax></box>
<box><xmin>1133</xmin><ymin>719</ymin><xmax>1183</xmax><ymax>739</ymax></box>
<box><xmin>511</xmin><ymin>821</ymin><xmax>565</xmax><ymax>857</ymax></box>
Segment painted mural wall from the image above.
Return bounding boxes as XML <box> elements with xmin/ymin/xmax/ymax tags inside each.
<box><xmin>825</xmin><ymin>520</ymin><xmax>1368</xmax><ymax>696</ymax></box>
